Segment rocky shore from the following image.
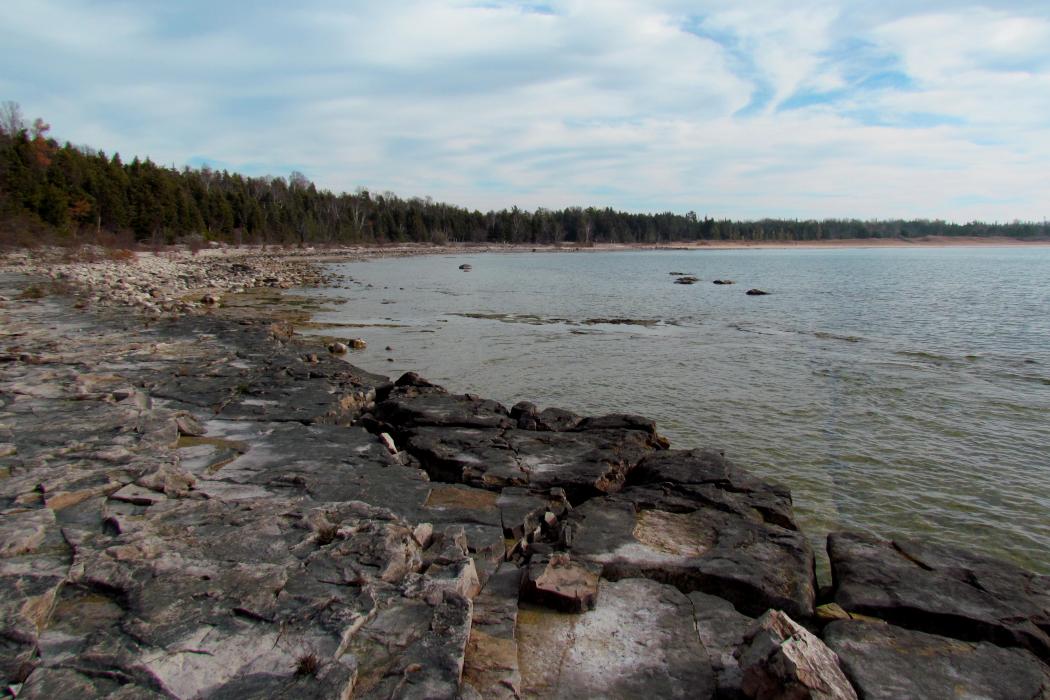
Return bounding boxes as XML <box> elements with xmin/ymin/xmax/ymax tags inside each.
<box><xmin>1</xmin><ymin>250</ymin><xmax>1048</xmax><ymax>699</ymax></box>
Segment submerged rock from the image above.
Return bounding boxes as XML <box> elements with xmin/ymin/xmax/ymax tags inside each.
<box><xmin>746</xmin><ymin>289</ymin><xmax>769</xmax><ymax>296</ymax></box>
<box><xmin>674</xmin><ymin>276</ymin><xmax>700</xmax><ymax>285</ymax></box>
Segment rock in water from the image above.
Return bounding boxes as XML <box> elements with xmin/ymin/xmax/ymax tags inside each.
<box><xmin>737</xmin><ymin>610</ymin><xmax>858</xmax><ymax>700</ymax></box>
<box><xmin>824</xmin><ymin>620</ymin><xmax>1050</xmax><ymax>700</ymax></box>
<box><xmin>746</xmin><ymin>289</ymin><xmax>769</xmax><ymax>295</ymax></box>
<box><xmin>674</xmin><ymin>276</ymin><xmax>700</xmax><ymax>285</ymax></box>
<box><xmin>828</xmin><ymin>531</ymin><xmax>1050</xmax><ymax>661</ymax></box>
<box><xmin>348</xmin><ymin>338</ymin><xmax>367</xmax><ymax>349</ymax></box>
<box><xmin>713</xmin><ymin>279</ymin><xmax>735</xmax><ymax>285</ymax></box>
<box><xmin>327</xmin><ymin>341</ymin><xmax>348</xmax><ymax>354</ymax></box>
<box><xmin>459</xmin><ymin>264</ymin><xmax>473</xmax><ymax>271</ymax></box>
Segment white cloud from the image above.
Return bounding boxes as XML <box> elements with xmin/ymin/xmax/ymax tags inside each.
<box><xmin>1</xmin><ymin>0</ymin><xmax>1049</xmax><ymax>221</ymax></box>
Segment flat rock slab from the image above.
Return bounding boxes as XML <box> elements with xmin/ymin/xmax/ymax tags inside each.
<box><xmin>629</xmin><ymin>449</ymin><xmax>798</xmax><ymax>530</ymax></box>
<box><xmin>824</xmin><ymin>619</ymin><xmax>1050</xmax><ymax>700</ymax></box>
<box><xmin>828</xmin><ymin>531</ymin><xmax>1050</xmax><ymax>660</ymax></box>
<box><xmin>517</xmin><ymin>578</ymin><xmax>715</xmax><ymax>698</ymax></box>
<box><xmin>564</xmin><ymin>490</ymin><xmax>816</xmax><ymax>619</ymax></box>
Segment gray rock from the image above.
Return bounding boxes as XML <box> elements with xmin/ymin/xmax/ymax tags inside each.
<box><xmin>564</xmin><ymin>491</ymin><xmax>816</xmax><ymax>619</ymax></box>
<box><xmin>737</xmin><ymin>610</ymin><xmax>857</xmax><ymax>700</ymax></box>
<box><xmin>690</xmin><ymin>591</ymin><xmax>755</xmax><ymax>698</ymax></box>
<box><xmin>517</xmin><ymin>578</ymin><xmax>716</xmax><ymax>698</ymax></box>
<box><xmin>462</xmin><ymin>563</ymin><xmax>523</xmax><ymax>699</ymax></box>
<box><xmin>824</xmin><ymin>619</ymin><xmax>1050</xmax><ymax>700</ymax></box>
<box><xmin>828</xmin><ymin>531</ymin><xmax>1050</xmax><ymax>660</ymax></box>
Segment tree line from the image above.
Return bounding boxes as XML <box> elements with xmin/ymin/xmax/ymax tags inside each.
<box><xmin>1</xmin><ymin>102</ymin><xmax>1047</xmax><ymax>247</ymax></box>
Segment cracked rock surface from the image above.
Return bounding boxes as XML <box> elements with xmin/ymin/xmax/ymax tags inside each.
<box><xmin>2</xmin><ymin>262</ymin><xmax>1049</xmax><ymax>699</ymax></box>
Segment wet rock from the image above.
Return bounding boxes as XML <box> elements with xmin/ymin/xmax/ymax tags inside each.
<box><xmin>824</xmin><ymin>619</ymin><xmax>1050</xmax><ymax>700</ymax></box>
<box><xmin>674</xmin><ymin>276</ymin><xmax>700</xmax><ymax>285</ymax></box>
<box><xmin>563</xmin><ymin>491</ymin><xmax>816</xmax><ymax>619</ymax></box>
<box><xmin>629</xmin><ymin>449</ymin><xmax>797</xmax><ymax>530</ymax></box>
<box><xmin>348</xmin><ymin>338</ymin><xmax>367</xmax><ymax>349</ymax></box>
<box><xmin>459</xmin><ymin>264</ymin><xmax>472</xmax><ymax>271</ymax></box>
<box><xmin>522</xmin><ymin>553</ymin><xmax>602</xmax><ymax>613</ymax></box>
<box><xmin>201</xmin><ymin>293</ymin><xmax>221</xmax><ymax>305</ymax></box>
<box><xmin>746</xmin><ymin>289</ymin><xmax>769</xmax><ymax>296</ymax></box>
<box><xmin>517</xmin><ymin>577</ymin><xmax>716</xmax><ymax>698</ymax></box>
<box><xmin>828</xmin><ymin>531</ymin><xmax>1050</xmax><ymax>660</ymax></box>
<box><xmin>375</xmin><ymin>389</ymin><xmax>513</xmax><ymax>431</ymax></box>
<box><xmin>512</xmin><ymin>401</ymin><xmax>584</xmax><ymax>431</ymax></box>
<box><xmin>713</xmin><ymin>279</ymin><xmax>735</xmax><ymax>285</ymax></box>
<box><xmin>737</xmin><ymin>610</ymin><xmax>857</xmax><ymax>700</ymax></box>
<box><xmin>326</xmin><ymin>341</ymin><xmax>348</xmax><ymax>354</ymax></box>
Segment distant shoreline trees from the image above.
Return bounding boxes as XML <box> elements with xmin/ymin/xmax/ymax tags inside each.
<box><xmin>1</xmin><ymin>103</ymin><xmax>1047</xmax><ymax>248</ymax></box>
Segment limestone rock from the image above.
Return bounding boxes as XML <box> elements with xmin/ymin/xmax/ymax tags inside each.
<box><xmin>737</xmin><ymin>610</ymin><xmax>857</xmax><ymax>700</ymax></box>
<box><xmin>824</xmin><ymin>619</ymin><xmax>1050</xmax><ymax>700</ymax></box>
<box><xmin>828</xmin><ymin>530</ymin><xmax>1050</xmax><ymax>660</ymax></box>
<box><xmin>517</xmin><ymin>578</ymin><xmax>715</xmax><ymax>698</ymax></box>
<box><xmin>564</xmin><ymin>492</ymin><xmax>816</xmax><ymax>619</ymax></box>
<box><xmin>522</xmin><ymin>553</ymin><xmax>602</xmax><ymax>613</ymax></box>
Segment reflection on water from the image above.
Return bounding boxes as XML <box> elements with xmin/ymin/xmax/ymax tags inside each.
<box><xmin>303</xmin><ymin>248</ymin><xmax>1050</xmax><ymax>577</ymax></box>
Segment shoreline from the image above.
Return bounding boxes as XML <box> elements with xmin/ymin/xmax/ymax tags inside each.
<box><xmin>1</xmin><ymin>248</ymin><xmax>1048</xmax><ymax>696</ymax></box>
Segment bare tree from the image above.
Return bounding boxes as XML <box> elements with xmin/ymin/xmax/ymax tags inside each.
<box><xmin>0</xmin><ymin>101</ymin><xmax>25</xmax><ymax>136</ymax></box>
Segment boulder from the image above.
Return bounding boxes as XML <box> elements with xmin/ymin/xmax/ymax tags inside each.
<box><xmin>326</xmin><ymin>341</ymin><xmax>348</xmax><ymax>354</ymax></box>
<box><xmin>824</xmin><ymin>619</ymin><xmax>1050</xmax><ymax>700</ymax></box>
<box><xmin>459</xmin><ymin>264</ymin><xmax>472</xmax><ymax>271</ymax></box>
<box><xmin>737</xmin><ymin>610</ymin><xmax>857</xmax><ymax>700</ymax></box>
<box><xmin>713</xmin><ymin>279</ymin><xmax>735</xmax><ymax>285</ymax></box>
<box><xmin>828</xmin><ymin>531</ymin><xmax>1050</xmax><ymax>660</ymax></box>
<box><xmin>746</xmin><ymin>289</ymin><xmax>769</xmax><ymax>296</ymax></box>
<box><xmin>674</xmin><ymin>276</ymin><xmax>700</xmax><ymax>285</ymax></box>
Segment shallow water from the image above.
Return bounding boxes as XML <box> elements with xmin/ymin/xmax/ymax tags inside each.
<box><xmin>304</xmin><ymin>248</ymin><xmax>1050</xmax><ymax>576</ymax></box>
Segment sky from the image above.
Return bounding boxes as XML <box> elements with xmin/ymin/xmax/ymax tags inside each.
<box><xmin>2</xmin><ymin>1</ymin><xmax>1049</xmax><ymax>222</ymax></box>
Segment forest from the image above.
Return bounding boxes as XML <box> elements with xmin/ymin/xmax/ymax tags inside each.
<box><xmin>2</xmin><ymin>103</ymin><xmax>1047</xmax><ymax>248</ymax></box>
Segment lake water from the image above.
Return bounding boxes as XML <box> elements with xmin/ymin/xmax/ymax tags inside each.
<box><xmin>304</xmin><ymin>247</ymin><xmax>1050</xmax><ymax>577</ymax></box>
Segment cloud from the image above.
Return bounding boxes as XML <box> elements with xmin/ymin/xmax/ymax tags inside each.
<box><xmin>1</xmin><ymin>0</ymin><xmax>1049</xmax><ymax>221</ymax></box>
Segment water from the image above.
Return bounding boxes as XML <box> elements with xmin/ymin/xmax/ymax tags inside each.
<box><xmin>303</xmin><ymin>248</ymin><xmax>1050</xmax><ymax>576</ymax></box>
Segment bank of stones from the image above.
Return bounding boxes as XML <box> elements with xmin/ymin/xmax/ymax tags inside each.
<box><xmin>0</xmin><ymin>264</ymin><xmax>1048</xmax><ymax>699</ymax></box>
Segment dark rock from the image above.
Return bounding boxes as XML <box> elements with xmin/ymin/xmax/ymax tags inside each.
<box><xmin>746</xmin><ymin>289</ymin><xmax>769</xmax><ymax>296</ymax></box>
<box><xmin>505</xmin><ymin>428</ymin><xmax>661</xmax><ymax>502</ymax></box>
<box><xmin>674</xmin><ymin>276</ymin><xmax>700</xmax><ymax>285</ymax></box>
<box><xmin>574</xmin><ymin>412</ymin><xmax>657</xmax><ymax>435</ymax></box>
<box><xmin>690</xmin><ymin>591</ymin><xmax>755</xmax><ymax>698</ymax></box>
<box><xmin>713</xmin><ymin>279</ymin><xmax>735</xmax><ymax>285</ymax></box>
<box><xmin>522</xmin><ymin>553</ymin><xmax>602</xmax><ymax>613</ymax></box>
<box><xmin>375</xmin><ymin>391</ymin><xmax>512</xmax><ymax>431</ymax></box>
<box><xmin>629</xmin><ymin>449</ymin><xmax>797</xmax><ymax>530</ymax></box>
<box><xmin>459</xmin><ymin>264</ymin><xmax>472</xmax><ymax>270</ymax></box>
<box><xmin>824</xmin><ymin>619</ymin><xmax>1050</xmax><ymax>700</ymax></box>
<box><xmin>564</xmin><ymin>491</ymin><xmax>816</xmax><ymax>619</ymax></box>
<box><xmin>828</xmin><ymin>531</ymin><xmax>1050</xmax><ymax>660</ymax></box>
<box><xmin>737</xmin><ymin>610</ymin><xmax>857</xmax><ymax>700</ymax></box>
